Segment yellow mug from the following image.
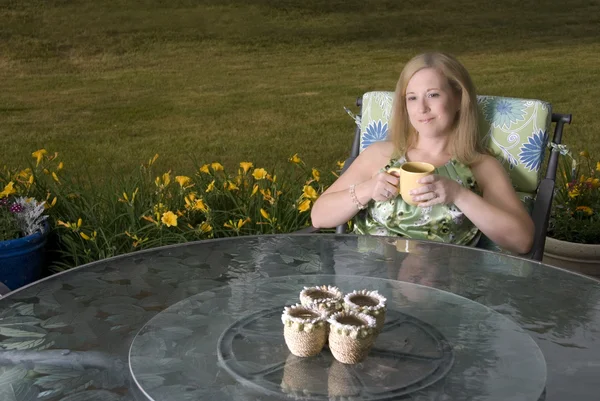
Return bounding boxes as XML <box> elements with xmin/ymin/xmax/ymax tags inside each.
<box><xmin>387</xmin><ymin>162</ymin><xmax>435</xmax><ymax>206</ymax></box>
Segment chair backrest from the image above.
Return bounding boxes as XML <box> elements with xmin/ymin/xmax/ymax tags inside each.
<box><xmin>358</xmin><ymin>91</ymin><xmax>552</xmax><ymax>208</ymax></box>
<box><xmin>343</xmin><ymin>91</ymin><xmax>571</xmax><ymax>260</ymax></box>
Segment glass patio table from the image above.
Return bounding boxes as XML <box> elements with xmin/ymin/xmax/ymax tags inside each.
<box><xmin>0</xmin><ymin>234</ymin><xmax>599</xmax><ymax>401</ymax></box>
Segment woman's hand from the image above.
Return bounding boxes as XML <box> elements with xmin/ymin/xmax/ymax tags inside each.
<box><xmin>369</xmin><ymin>171</ymin><xmax>400</xmax><ymax>202</ymax></box>
<box><xmin>408</xmin><ymin>174</ymin><xmax>464</xmax><ymax>207</ymax></box>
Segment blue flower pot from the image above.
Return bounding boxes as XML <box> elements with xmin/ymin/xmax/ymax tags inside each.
<box><xmin>0</xmin><ymin>224</ymin><xmax>49</xmax><ymax>291</ymax></box>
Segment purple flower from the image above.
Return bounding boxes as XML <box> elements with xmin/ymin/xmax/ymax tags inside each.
<box><xmin>10</xmin><ymin>203</ymin><xmax>24</xmax><ymax>213</ymax></box>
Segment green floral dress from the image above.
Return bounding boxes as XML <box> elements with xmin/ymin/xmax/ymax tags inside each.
<box><xmin>353</xmin><ymin>156</ymin><xmax>481</xmax><ymax>246</ymax></box>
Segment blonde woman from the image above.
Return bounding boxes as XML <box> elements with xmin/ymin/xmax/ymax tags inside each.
<box><xmin>311</xmin><ymin>52</ymin><xmax>534</xmax><ymax>254</ymax></box>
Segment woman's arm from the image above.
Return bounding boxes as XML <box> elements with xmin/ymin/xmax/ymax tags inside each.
<box><xmin>311</xmin><ymin>142</ymin><xmax>398</xmax><ymax>228</ymax></box>
<box><xmin>412</xmin><ymin>155</ymin><xmax>534</xmax><ymax>254</ymax></box>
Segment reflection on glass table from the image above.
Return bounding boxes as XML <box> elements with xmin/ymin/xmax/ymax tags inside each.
<box><xmin>130</xmin><ymin>275</ymin><xmax>546</xmax><ymax>400</ymax></box>
<box><xmin>0</xmin><ymin>234</ymin><xmax>598</xmax><ymax>401</ymax></box>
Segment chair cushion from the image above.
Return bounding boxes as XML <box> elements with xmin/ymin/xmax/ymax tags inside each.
<box><xmin>358</xmin><ymin>91</ymin><xmax>552</xmax><ymax>194</ymax></box>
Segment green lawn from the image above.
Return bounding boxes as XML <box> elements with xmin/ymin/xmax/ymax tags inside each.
<box><xmin>2</xmin><ymin>0</ymin><xmax>599</xmax><ymax>177</ymax></box>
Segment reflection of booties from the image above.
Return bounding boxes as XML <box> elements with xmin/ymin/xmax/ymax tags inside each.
<box><xmin>281</xmin><ymin>354</ymin><xmax>327</xmax><ymax>397</ymax></box>
<box><xmin>328</xmin><ymin>311</ymin><xmax>376</xmax><ymax>364</ymax></box>
<box><xmin>343</xmin><ymin>290</ymin><xmax>387</xmax><ymax>333</ymax></box>
<box><xmin>327</xmin><ymin>360</ymin><xmax>361</xmax><ymax>398</ymax></box>
<box><xmin>282</xmin><ymin>304</ymin><xmax>328</xmax><ymax>357</ymax></box>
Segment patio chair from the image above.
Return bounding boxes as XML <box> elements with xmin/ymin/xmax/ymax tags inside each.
<box><xmin>299</xmin><ymin>91</ymin><xmax>572</xmax><ymax>261</ymax></box>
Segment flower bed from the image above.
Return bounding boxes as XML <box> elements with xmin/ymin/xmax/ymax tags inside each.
<box><xmin>548</xmin><ymin>150</ymin><xmax>600</xmax><ymax>245</ymax></box>
<box><xmin>1</xmin><ymin>150</ymin><xmax>338</xmax><ymax>271</ymax></box>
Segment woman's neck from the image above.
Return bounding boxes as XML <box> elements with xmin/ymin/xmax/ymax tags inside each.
<box><xmin>406</xmin><ymin>137</ymin><xmax>452</xmax><ymax>166</ymax></box>
<box><xmin>413</xmin><ymin>137</ymin><xmax>451</xmax><ymax>157</ymax></box>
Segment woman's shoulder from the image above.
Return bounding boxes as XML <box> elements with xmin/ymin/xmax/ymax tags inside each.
<box><xmin>361</xmin><ymin>140</ymin><xmax>396</xmax><ymax>158</ymax></box>
<box><xmin>469</xmin><ymin>154</ymin><xmax>511</xmax><ymax>187</ymax></box>
<box><xmin>470</xmin><ymin>153</ymin><xmax>504</xmax><ymax>171</ymax></box>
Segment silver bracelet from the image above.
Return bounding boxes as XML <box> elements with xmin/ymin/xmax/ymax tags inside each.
<box><xmin>349</xmin><ymin>184</ymin><xmax>367</xmax><ymax>210</ymax></box>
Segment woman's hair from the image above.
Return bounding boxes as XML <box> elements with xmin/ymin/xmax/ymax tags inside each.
<box><xmin>389</xmin><ymin>52</ymin><xmax>486</xmax><ymax>165</ymax></box>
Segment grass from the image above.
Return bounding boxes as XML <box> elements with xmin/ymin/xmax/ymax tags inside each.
<box><xmin>1</xmin><ymin>0</ymin><xmax>600</xmax><ymax>177</ymax></box>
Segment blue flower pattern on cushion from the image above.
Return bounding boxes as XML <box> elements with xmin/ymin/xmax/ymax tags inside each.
<box><xmin>485</xmin><ymin>98</ymin><xmax>527</xmax><ymax>129</ymax></box>
<box><xmin>519</xmin><ymin>129</ymin><xmax>548</xmax><ymax>172</ymax></box>
<box><xmin>361</xmin><ymin>120</ymin><xmax>388</xmax><ymax>151</ymax></box>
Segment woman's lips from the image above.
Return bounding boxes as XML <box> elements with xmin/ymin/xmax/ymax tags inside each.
<box><xmin>419</xmin><ymin>117</ymin><xmax>434</xmax><ymax>124</ymax></box>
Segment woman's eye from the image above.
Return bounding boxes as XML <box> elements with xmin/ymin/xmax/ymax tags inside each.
<box><xmin>406</xmin><ymin>96</ymin><xmax>416</xmax><ymax>101</ymax></box>
<box><xmin>427</xmin><ymin>93</ymin><xmax>440</xmax><ymax>98</ymax></box>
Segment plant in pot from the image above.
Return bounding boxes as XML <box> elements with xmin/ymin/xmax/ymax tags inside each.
<box><xmin>0</xmin><ymin>182</ymin><xmax>49</xmax><ymax>292</ymax></box>
<box><xmin>544</xmin><ymin>150</ymin><xmax>600</xmax><ymax>276</ymax></box>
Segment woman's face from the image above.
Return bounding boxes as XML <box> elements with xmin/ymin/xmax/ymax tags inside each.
<box><xmin>404</xmin><ymin>68</ymin><xmax>460</xmax><ymax>138</ymax></box>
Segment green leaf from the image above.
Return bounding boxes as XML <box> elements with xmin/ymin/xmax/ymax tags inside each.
<box><xmin>0</xmin><ymin>325</ymin><xmax>47</xmax><ymax>338</ymax></box>
<box><xmin>41</xmin><ymin>313</ymin><xmax>75</xmax><ymax>329</ymax></box>
<box><xmin>0</xmin><ymin>367</ymin><xmax>27</xmax><ymax>387</ymax></box>
<box><xmin>57</xmin><ymin>389</ymin><xmax>122</xmax><ymax>401</ymax></box>
<box><xmin>34</xmin><ymin>367</ymin><xmax>98</xmax><ymax>392</ymax></box>
<box><xmin>0</xmin><ymin>337</ymin><xmax>50</xmax><ymax>350</ymax></box>
<box><xmin>0</xmin><ymin>317</ymin><xmax>42</xmax><ymax>326</ymax></box>
<box><xmin>90</xmin><ymin>296</ymin><xmax>139</xmax><ymax>307</ymax></box>
<box><xmin>0</xmin><ymin>384</ymin><xmax>39</xmax><ymax>401</ymax></box>
<box><xmin>134</xmin><ymin>373</ymin><xmax>164</xmax><ymax>390</ymax></box>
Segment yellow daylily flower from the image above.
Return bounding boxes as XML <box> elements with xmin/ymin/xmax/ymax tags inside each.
<box><xmin>568</xmin><ymin>187</ymin><xmax>580</xmax><ymax>198</ymax></box>
<box><xmin>251</xmin><ymin>184</ymin><xmax>259</xmax><ymax>196</ymax></box>
<box><xmin>260</xmin><ymin>208</ymin><xmax>270</xmax><ymax>219</ymax></box>
<box><xmin>161</xmin><ymin>211</ymin><xmax>178</xmax><ymax>227</ymax></box>
<box><xmin>125</xmin><ymin>231</ymin><xmax>148</xmax><ymax>247</ymax></box>
<box><xmin>119</xmin><ymin>188</ymin><xmax>139</xmax><ymax>205</ymax></box>
<box><xmin>199</xmin><ymin>221</ymin><xmax>212</xmax><ymax>233</ymax></box>
<box><xmin>225</xmin><ymin>181</ymin><xmax>239</xmax><ymax>191</ymax></box>
<box><xmin>336</xmin><ymin>160</ymin><xmax>345</xmax><ymax>170</ymax></box>
<box><xmin>57</xmin><ymin>220</ymin><xmax>71</xmax><ymax>229</ymax></box>
<box><xmin>596</xmin><ymin>161</ymin><xmax>600</xmax><ymax>172</ymax></box>
<box><xmin>312</xmin><ymin>168</ymin><xmax>320</xmax><ymax>182</ymax></box>
<box><xmin>58</xmin><ymin>162</ymin><xmax>64</xmax><ymax>170</ymax></box>
<box><xmin>77</xmin><ymin>218</ymin><xmax>82</xmax><ymax>228</ymax></box>
<box><xmin>188</xmin><ymin>197</ymin><xmax>208</xmax><ymax>212</ymax></box>
<box><xmin>298</xmin><ymin>199</ymin><xmax>311</xmax><ymax>213</ymax></box>
<box><xmin>252</xmin><ymin>168</ymin><xmax>268</xmax><ymax>180</ymax></box>
<box><xmin>223</xmin><ymin>217</ymin><xmax>251</xmax><ymax>231</ymax></box>
<box><xmin>142</xmin><ymin>215</ymin><xmax>158</xmax><ymax>225</ymax></box>
<box><xmin>260</xmin><ymin>188</ymin><xmax>275</xmax><ymax>204</ymax></box>
<box><xmin>32</xmin><ymin>149</ymin><xmax>47</xmax><ymax>166</ymax></box>
<box><xmin>175</xmin><ymin>175</ymin><xmax>192</xmax><ymax>188</ymax></box>
<box><xmin>0</xmin><ymin>181</ymin><xmax>16</xmax><ymax>198</ymax></box>
<box><xmin>148</xmin><ymin>154</ymin><xmax>159</xmax><ymax>166</ymax></box>
<box><xmin>289</xmin><ymin>153</ymin><xmax>302</xmax><ymax>164</ymax></box>
<box><xmin>80</xmin><ymin>232</ymin><xmax>91</xmax><ymax>240</ymax></box>
<box><xmin>240</xmin><ymin>162</ymin><xmax>253</xmax><ymax>174</ymax></box>
<box><xmin>206</xmin><ymin>180</ymin><xmax>215</xmax><ymax>193</ymax></box>
<box><xmin>52</xmin><ymin>172</ymin><xmax>60</xmax><ymax>183</ymax></box>
<box><xmin>57</xmin><ymin>219</ymin><xmax>80</xmax><ymax>231</ymax></box>
<box><xmin>211</xmin><ymin>162</ymin><xmax>224</xmax><ymax>172</ymax></box>
<box><xmin>199</xmin><ymin>164</ymin><xmax>210</xmax><ymax>174</ymax></box>
<box><xmin>16</xmin><ymin>169</ymin><xmax>31</xmax><ymax>181</ymax></box>
<box><xmin>162</xmin><ymin>172</ymin><xmax>171</xmax><ymax>186</ymax></box>
<box><xmin>302</xmin><ymin>185</ymin><xmax>318</xmax><ymax>200</ymax></box>
<box><xmin>28</xmin><ymin>175</ymin><xmax>34</xmax><ymax>185</ymax></box>
<box><xmin>575</xmin><ymin>206</ymin><xmax>593</xmax><ymax>216</ymax></box>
